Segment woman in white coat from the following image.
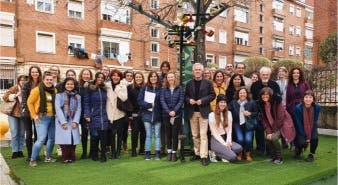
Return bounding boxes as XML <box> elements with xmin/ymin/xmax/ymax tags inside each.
<box><xmin>55</xmin><ymin>77</ymin><xmax>81</xmax><ymax>163</ymax></box>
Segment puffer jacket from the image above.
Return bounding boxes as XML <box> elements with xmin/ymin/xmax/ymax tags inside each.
<box><xmin>137</xmin><ymin>85</ymin><xmax>161</xmax><ymax>123</ymax></box>
<box><xmin>83</xmin><ymin>84</ymin><xmax>109</xmax><ymax>130</ymax></box>
<box><xmin>160</xmin><ymin>85</ymin><xmax>184</xmax><ymax>118</ymax></box>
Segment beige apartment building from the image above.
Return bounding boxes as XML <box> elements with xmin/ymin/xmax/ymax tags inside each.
<box><xmin>0</xmin><ymin>0</ymin><xmax>314</xmax><ymax>92</ymax></box>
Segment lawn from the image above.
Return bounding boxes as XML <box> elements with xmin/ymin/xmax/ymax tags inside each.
<box><xmin>1</xmin><ymin>135</ymin><xmax>337</xmax><ymax>185</ymax></box>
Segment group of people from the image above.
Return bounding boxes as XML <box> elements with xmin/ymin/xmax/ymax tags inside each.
<box><xmin>3</xmin><ymin>61</ymin><xmax>320</xmax><ymax>167</ymax></box>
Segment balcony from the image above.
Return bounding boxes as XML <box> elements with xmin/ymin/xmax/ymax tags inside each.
<box><xmin>233</xmin><ymin>21</ymin><xmax>250</xmax><ymax>32</ymax></box>
<box><xmin>233</xmin><ymin>44</ymin><xmax>251</xmax><ymax>55</ymax></box>
<box><xmin>272</xmin><ymin>50</ymin><xmax>285</xmax><ymax>58</ymax></box>
<box><xmin>272</xmin><ymin>8</ymin><xmax>285</xmax><ymax>18</ymax></box>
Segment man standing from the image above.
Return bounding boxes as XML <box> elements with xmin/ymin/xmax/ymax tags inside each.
<box><xmin>235</xmin><ymin>63</ymin><xmax>252</xmax><ymax>90</ymax></box>
<box><xmin>251</xmin><ymin>66</ymin><xmax>281</xmax><ymax>155</ymax></box>
<box><xmin>185</xmin><ymin>63</ymin><xmax>216</xmax><ymax>166</ymax></box>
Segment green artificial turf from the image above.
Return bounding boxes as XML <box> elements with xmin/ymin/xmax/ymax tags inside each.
<box><xmin>1</xmin><ymin>135</ymin><xmax>337</xmax><ymax>185</ymax></box>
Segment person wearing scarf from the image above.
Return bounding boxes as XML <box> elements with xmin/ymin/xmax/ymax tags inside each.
<box><xmin>293</xmin><ymin>90</ymin><xmax>321</xmax><ymax>162</ymax></box>
<box><xmin>27</xmin><ymin>71</ymin><xmax>56</xmax><ymax>167</ymax></box>
<box><xmin>55</xmin><ymin>78</ymin><xmax>81</xmax><ymax>163</ymax></box>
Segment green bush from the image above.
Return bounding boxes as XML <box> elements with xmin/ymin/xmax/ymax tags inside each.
<box><xmin>243</xmin><ymin>56</ymin><xmax>273</xmax><ymax>76</ymax></box>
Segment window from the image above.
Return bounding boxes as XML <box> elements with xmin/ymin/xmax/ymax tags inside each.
<box><xmin>151</xmin><ymin>42</ymin><xmax>159</xmax><ymax>53</ymax></box>
<box><xmin>68</xmin><ymin>35</ymin><xmax>84</xmax><ymax>55</ymax></box>
<box><xmin>259</xmin><ymin>4</ymin><xmax>264</xmax><ymax>12</ymax></box>
<box><xmin>234</xmin><ymin>31</ymin><xmax>249</xmax><ymax>46</ymax></box>
<box><xmin>272</xmin><ymin>38</ymin><xmax>284</xmax><ymax>50</ymax></box>
<box><xmin>289</xmin><ymin>45</ymin><xmax>294</xmax><ymax>55</ymax></box>
<box><xmin>0</xmin><ymin>24</ymin><xmax>14</xmax><ymax>47</ymax></box>
<box><xmin>103</xmin><ymin>41</ymin><xmax>119</xmax><ymax>59</ymax></box>
<box><xmin>68</xmin><ymin>0</ymin><xmax>84</xmax><ymax>19</ymax></box>
<box><xmin>304</xmin><ymin>45</ymin><xmax>312</xmax><ymax>57</ymax></box>
<box><xmin>272</xmin><ymin>0</ymin><xmax>283</xmax><ymax>10</ymax></box>
<box><xmin>289</xmin><ymin>25</ymin><xmax>294</xmax><ymax>35</ymax></box>
<box><xmin>234</xmin><ymin>6</ymin><xmax>249</xmax><ymax>23</ymax></box>
<box><xmin>150</xmin><ymin>27</ymin><xmax>159</xmax><ymax>38</ymax></box>
<box><xmin>206</xmin><ymin>54</ymin><xmax>214</xmax><ymax>64</ymax></box>
<box><xmin>35</xmin><ymin>0</ymin><xmax>54</xmax><ymax>13</ymax></box>
<box><xmin>259</xmin><ymin>37</ymin><xmax>263</xmax><ymax>44</ymax></box>
<box><xmin>219</xmin><ymin>30</ymin><xmax>227</xmax><ymax>44</ymax></box>
<box><xmin>151</xmin><ymin>57</ymin><xmax>159</xmax><ymax>67</ymax></box>
<box><xmin>296</xmin><ymin>7</ymin><xmax>301</xmax><ymax>17</ymax></box>
<box><xmin>289</xmin><ymin>4</ymin><xmax>295</xmax><ymax>15</ymax></box>
<box><xmin>234</xmin><ymin>55</ymin><xmax>247</xmax><ymax>63</ymax></box>
<box><xmin>36</xmin><ymin>31</ymin><xmax>55</xmax><ymax>53</ymax></box>
<box><xmin>305</xmin><ymin>29</ymin><xmax>313</xmax><ymax>39</ymax></box>
<box><xmin>295</xmin><ymin>26</ymin><xmax>301</xmax><ymax>36</ymax></box>
<box><xmin>259</xmin><ymin>26</ymin><xmax>263</xmax><ymax>34</ymax></box>
<box><xmin>219</xmin><ymin>56</ymin><xmax>227</xmax><ymax>69</ymax></box>
<box><xmin>306</xmin><ymin>9</ymin><xmax>313</xmax><ymax>19</ymax></box>
<box><xmin>151</xmin><ymin>0</ymin><xmax>159</xmax><ymax>9</ymax></box>
<box><xmin>205</xmin><ymin>27</ymin><xmax>215</xmax><ymax>42</ymax></box>
<box><xmin>101</xmin><ymin>1</ymin><xmax>130</xmax><ymax>24</ymax></box>
<box><xmin>273</xmin><ymin>17</ymin><xmax>284</xmax><ymax>32</ymax></box>
<box><xmin>259</xmin><ymin>47</ymin><xmax>263</xmax><ymax>55</ymax></box>
<box><xmin>259</xmin><ymin>14</ymin><xmax>263</xmax><ymax>22</ymax></box>
<box><xmin>296</xmin><ymin>46</ymin><xmax>301</xmax><ymax>56</ymax></box>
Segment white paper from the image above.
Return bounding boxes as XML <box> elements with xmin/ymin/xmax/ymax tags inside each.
<box><xmin>144</xmin><ymin>91</ymin><xmax>156</xmax><ymax>104</ymax></box>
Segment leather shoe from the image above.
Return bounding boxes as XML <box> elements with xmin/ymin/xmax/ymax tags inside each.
<box><xmin>201</xmin><ymin>158</ymin><xmax>209</xmax><ymax>166</ymax></box>
<box><xmin>190</xmin><ymin>155</ymin><xmax>201</xmax><ymax>161</ymax></box>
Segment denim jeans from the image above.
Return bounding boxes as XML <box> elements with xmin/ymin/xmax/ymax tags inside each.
<box><xmin>31</xmin><ymin>116</ymin><xmax>55</xmax><ymax>160</ymax></box>
<box><xmin>144</xmin><ymin>122</ymin><xmax>161</xmax><ymax>151</ymax></box>
<box><xmin>8</xmin><ymin>116</ymin><xmax>25</xmax><ymax>152</ymax></box>
<box><xmin>233</xmin><ymin>123</ymin><xmax>253</xmax><ymax>152</ymax></box>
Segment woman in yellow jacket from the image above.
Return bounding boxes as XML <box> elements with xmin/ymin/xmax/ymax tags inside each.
<box><xmin>210</xmin><ymin>70</ymin><xmax>227</xmax><ymax>111</ymax></box>
<box><xmin>27</xmin><ymin>72</ymin><xmax>57</xmax><ymax>167</ymax></box>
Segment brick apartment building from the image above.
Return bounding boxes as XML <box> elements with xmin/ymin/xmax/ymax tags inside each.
<box><xmin>313</xmin><ymin>0</ymin><xmax>337</xmax><ymax>66</ymax></box>
<box><xmin>0</xmin><ymin>0</ymin><xmax>314</xmax><ymax>91</ymax></box>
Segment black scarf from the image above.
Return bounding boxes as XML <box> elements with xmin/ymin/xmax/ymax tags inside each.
<box><xmin>39</xmin><ymin>83</ymin><xmax>55</xmax><ymax>114</ymax></box>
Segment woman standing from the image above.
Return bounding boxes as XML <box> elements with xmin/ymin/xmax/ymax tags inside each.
<box><xmin>138</xmin><ymin>71</ymin><xmax>162</xmax><ymax>160</ymax></box>
<box><xmin>55</xmin><ymin>78</ymin><xmax>81</xmax><ymax>163</ymax></box>
<box><xmin>228</xmin><ymin>87</ymin><xmax>257</xmax><ymax>162</ymax></box>
<box><xmin>3</xmin><ymin>75</ymin><xmax>27</xmax><ymax>159</ymax></box>
<box><xmin>128</xmin><ymin>72</ymin><xmax>146</xmax><ymax>156</ymax></box>
<box><xmin>55</xmin><ymin>69</ymin><xmax>77</xmax><ymax>92</ymax></box>
<box><xmin>226</xmin><ymin>74</ymin><xmax>245</xmax><ymax>103</ymax></box>
<box><xmin>160</xmin><ymin>72</ymin><xmax>184</xmax><ymax>162</ymax></box>
<box><xmin>106</xmin><ymin>69</ymin><xmax>128</xmax><ymax>159</ymax></box>
<box><xmin>286</xmin><ymin>67</ymin><xmax>311</xmax><ymax>115</ymax></box>
<box><xmin>21</xmin><ymin>66</ymin><xmax>42</xmax><ymax>161</ymax></box>
<box><xmin>208</xmin><ymin>94</ymin><xmax>243</xmax><ymax>162</ymax></box>
<box><xmin>276</xmin><ymin>67</ymin><xmax>288</xmax><ymax>107</ymax></box>
<box><xmin>27</xmin><ymin>71</ymin><xmax>57</xmax><ymax>167</ymax></box>
<box><xmin>293</xmin><ymin>90</ymin><xmax>321</xmax><ymax>162</ymax></box>
<box><xmin>78</xmin><ymin>68</ymin><xmax>93</xmax><ymax>159</ymax></box>
<box><xmin>210</xmin><ymin>70</ymin><xmax>227</xmax><ymax>111</ymax></box>
<box><xmin>84</xmin><ymin>72</ymin><xmax>109</xmax><ymax>162</ymax></box>
<box><xmin>203</xmin><ymin>68</ymin><xmax>212</xmax><ymax>81</ymax></box>
<box><xmin>257</xmin><ymin>87</ymin><xmax>285</xmax><ymax>164</ymax></box>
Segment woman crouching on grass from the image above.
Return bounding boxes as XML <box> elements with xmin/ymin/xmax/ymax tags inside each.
<box><xmin>293</xmin><ymin>90</ymin><xmax>321</xmax><ymax>162</ymax></box>
<box><xmin>55</xmin><ymin>78</ymin><xmax>82</xmax><ymax>163</ymax></box>
<box><xmin>208</xmin><ymin>94</ymin><xmax>243</xmax><ymax>162</ymax></box>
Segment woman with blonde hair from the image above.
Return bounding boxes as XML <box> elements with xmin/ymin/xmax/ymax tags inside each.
<box><xmin>160</xmin><ymin>72</ymin><xmax>184</xmax><ymax>161</ymax></box>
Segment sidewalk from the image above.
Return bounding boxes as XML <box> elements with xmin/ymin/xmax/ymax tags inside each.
<box><xmin>0</xmin><ymin>153</ymin><xmax>17</xmax><ymax>185</ymax></box>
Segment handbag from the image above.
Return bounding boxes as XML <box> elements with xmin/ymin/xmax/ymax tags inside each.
<box><xmin>116</xmin><ymin>97</ymin><xmax>133</xmax><ymax>112</ymax></box>
<box><xmin>245</xmin><ymin>116</ymin><xmax>257</xmax><ymax>131</ymax></box>
<box><xmin>0</xmin><ymin>100</ymin><xmax>17</xmax><ymax>115</ymax></box>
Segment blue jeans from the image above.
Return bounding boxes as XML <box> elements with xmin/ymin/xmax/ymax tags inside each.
<box><xmin>8</xmin><ymin>116</ymin><xmax>25</xmax><ymax>152</ymax></box>
<box><xmin>31</xmin><ymin>116</ymin><xmax>55</xmax><ymax>160</ymax></box>
<box><xmin>233</xmin><ymin>123</ymin><xmax>253</xmax><ymax>152</ymax></box>
<box><xmin>144</xmin><ymin>122</ymin><xmax>161</xmax><ymax>151</ymax></box>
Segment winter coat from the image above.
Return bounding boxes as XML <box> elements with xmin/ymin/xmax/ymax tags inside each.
<box><xmin>137</xmin><ymin>85</ymin><xmax>162</xmax><ymax>123</ymax></box>
<box><xmin>228</xmin><ymin>100</ymin><xmax>258</xmax><ymax>125</ymax></box>
<box><xmin>251</xmin><ymin>80</ymin><xmax>281</xmax><ymax>102</ymax></box>
<box><xmin>2</xmin><ymin>85</ymin><xmax>22</xmax><ymax>118</ymax></box>
<box><xmin>257</xmin><ymin>101</ymin><xmax>285</xmax><ymax>135</ymax></box>
<box><xmin>54</xmin><ymin>92</ymin><xmax>81</xmax><ymax>145</ymax></box>
<box><xmin>210</xmin><ymin>82</ymin><xmax>226</xmax><ymax>111</ymax></box>
<box><xmin>286</xmin><ymin>82</ymin><xmax>310</xmax><ymax>114</ymax></box>
<box><xmin>293</xmin><ymin>103</ymin><xmax>320</xmax><ymax>140</ymax></box>
<box><xmin>160</xmin><ymin>85</ymin><xmax>184</xmax><ymax>118</ymax></box>
<box><xmin>106</xmin><ymin>82</ymin><xmax>128</xmax><ymax>122</ymax></box>
<box><xmin>83</xmin><ymin>84</ymin><xmax>109</xmax><ymax>130</ymax></box>
<box><xmin>20</xmin><ymin>81</ymin><xmax>37</xmax><ymax>117</ymax></box>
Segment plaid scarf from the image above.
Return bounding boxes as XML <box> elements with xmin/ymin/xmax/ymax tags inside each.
<box><xmin>62</xmin><ymin>91</ymin><xmax>78</xmax><ymax>120</ymax></box>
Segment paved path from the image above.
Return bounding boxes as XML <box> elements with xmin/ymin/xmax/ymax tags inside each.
<box><xmin>0</xmin><ymin>153</ymin><xmax>17</xmax><ymax>185</ymax></box>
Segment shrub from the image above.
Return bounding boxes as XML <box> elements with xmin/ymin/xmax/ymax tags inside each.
<box><xmin>272</xmin><ymin>59</ymin><xmax>304</xmax><ymax>80</ymax></box>
<box><xmin>243</xmin><ymin>56</ymin><xmax>273</xmax><ymax>76</ymax></box>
